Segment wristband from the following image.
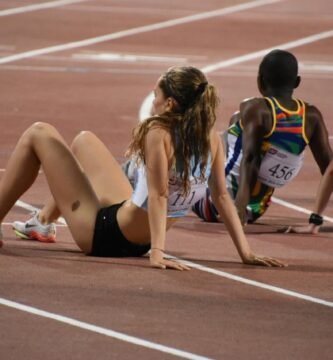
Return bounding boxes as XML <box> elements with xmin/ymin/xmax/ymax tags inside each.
<box><xmin>309</xmin><ymin>213</ymin><xmax>323</xmax><ymax>226</ymax></box>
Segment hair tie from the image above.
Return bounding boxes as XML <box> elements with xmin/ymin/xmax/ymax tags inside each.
<box><xmin>197</xmin><ymin>82</ymin><xmax>208</xmax><ymax>95</ymax></box>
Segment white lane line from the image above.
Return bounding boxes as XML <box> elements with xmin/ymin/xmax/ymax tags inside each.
<box><xmin>271</xmin><ymin>196</ymin><xmax>333</xmax><ymax>223</ymax></box>
<box><xmin>72</xmin><ymin>52</ymin><xmax>188</xmax><ymax>63</ymax></box>
<box><xmin>13</xmin><ymin>194</ymin><xmax>333</xmax><ymax>226</ymax></box>
<box><xmin>136</xmin><ymin>28</ymin><xmax>333</xmax><ymax>308</ymax></box>
<box><xmin>0</xmin><ymin>0</ymin><xmax>87</xmax><ymax>17</ymax></box>
<box><xmin>3</xmin><ymin>0</ymin><xmax>330</xmax><ymax>313</ymax></box>
<box><xmin>203</xmin><ymin>30</ymin><xmax>333</xmax><ymax>73</ymax></box>
<box><xmin>15</xmin><ymin>200</ymin><xmax>66</xmax><ymax>225</ymax></box>
<box><xmin>0</xmin><ymin>0</ymin><xmax>284</xmax><ymax>65</ymax></box>
<box><xmin>299</xmin><ymin>62</ymin><xmax>333</xmax><ymax>72</ymax></box>
<box><xmin>12</xmin><ymin>198</ymin><xmax>333</xmax><ymax>308</ymax></box>
<box><xmin>0</xmin><ymin>298</ymin><xmax>212</xmax><ymax>360</ymax></box>
<box><xmin>0</xmin><ymin>64</ymin><xmax>164</xmax><ymax>75</ymax></box>
<box><xmin>164</xmin><ymin>257</ymin><xmax>333</xmax><ymax>308</ymax></box>
<box><xmin>0</xmin><ymin>64</ymin><xmax>70</xmax><ymax>73</ymax></box>
<box><xmin>14</xmin><ymin>200</ymin><xmax>41</xmax><ymax>214</ymax></box>
<box><xmin>3</xmin><ymin>64</ymin><xmax>333</xmax><ymax>80</ymax></box>
<box><xmin>2</xmin><ymin>221</ymin><xmax>66</xmax><ymax>227</ymax></box>
<box><xmin>139</xmin><ymin>29</ymin><xmax>333</xmax><ymax>121</ymax></box>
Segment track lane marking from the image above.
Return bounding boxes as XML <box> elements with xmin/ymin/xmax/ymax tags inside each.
<box><xmin>139</xmin><ymin>29</ymin><xmax>333</xmax><ymax>120</ymax></box>
<box><xmin>1</xmin><ymin>0</ymin><xmax>331</xmax><ymax>321</ymax></box>
<box><xmin>165</xmin><ymin>257</ymin><xmax>333</xmax><ymax>308</ymax></box>
<box><xmin>14</xmin><ymin>200</ymin><xmax>66</xmax><ymax>225</ymax></box>
<box><xmin>0</xmin><ymin>298</ymin><xmax>212</xmax><ymax>360</ymax></box>
<box><xmin>0</xmin><ymin>0</ymin><xmax>88</xmax><ymax>17</ymax></box>
<box><xmin>8</xmin><ymin>199</ymin><xmax>333</xmax><ymax>308</ymax></box>
<box><xmin>271</xmin><ymin>196</ymin><xmax>333</xmax><ymax>223</ymax></box>
<box><xmin>136</xmin><ymin>28</ymin><xmax>333</xmax><ymax>308</ymax></box>
<box><xmin>6</xmin><ymin>26</ymin><xmax>333</xmax><ymax>309</ymax></box>
<box><xmin>0</xmin><ymin>0</ymin><xmax>284</xmax><ymax>64</ymax></box>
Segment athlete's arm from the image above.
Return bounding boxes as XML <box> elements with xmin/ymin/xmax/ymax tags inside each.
<box><xmin>287</xmin><ymin>105</ymin><xmax>333</xmax><ymax>235</ymax></box>
<box><xmin>286</xmin><ymin>160</ymin><xmax>333</xmax><ymax>235</ymax></box>
<box><xmin>228</xmin><ymin>98</ymin><xmax>256</xmax><ymax>126</ymax></box>
<box><xmin>313</xmin><ymin>160</ymin><xmax>333</xmax><ymax>215</ymax></box>
<box><xmin>306</xmin><ymin>104</ymin><xmax>332</xmax><ymax>174</ymax></box>
<box><xmin>229</xmin><ymin>111</ymin><xmax>240</xmax><ymax>126</ymax></box>
<box><xmin>306</xmin><ymin>160</ymin><xmax>333</xmax><ymax>234</ymax></box>
<box><xmin>209</xmin><ymin>130</ymin><xmax>285</xmax><ymax>267</ymax></box>
<box><xmin>145</xmin><ymin>128</ymin><xmax>189</xmax><ymax>270</ymax></box>
<box><xmin>234</xmin><ymin>99</ymin><xmax>271</xmax><ymax>224</ymax></box>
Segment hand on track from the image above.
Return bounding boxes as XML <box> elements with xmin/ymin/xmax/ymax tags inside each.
<box><xmin>285</xmin><ymin>224</ymin><xmax>320</xmax><ymax>234</ymax></box>
<box><xmin>150</xmin><ymin>249</ymin><xmax>190</xmax><ymax>271</ymax></box>
<box><xmin>243</xmin><ymin>253</ymin><xmax>286</xmax><ymax>267</ymax></box>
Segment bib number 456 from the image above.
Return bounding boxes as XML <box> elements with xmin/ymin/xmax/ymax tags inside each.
<box><xmin>268</xmin><ymin>164</ymin><xmax>295</xmax><ymax>180</ymax></box>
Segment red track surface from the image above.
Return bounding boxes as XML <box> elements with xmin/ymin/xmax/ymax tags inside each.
<box><xmin>0</xmin><ymin>1</ymin><xmax>332</xmax><ymax>359</ymax></box>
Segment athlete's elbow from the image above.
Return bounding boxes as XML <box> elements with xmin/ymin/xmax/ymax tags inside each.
<box><xmin>243</xmin><ymin>152</ymin><xmax>260</xmax><ymax>165</ymax></box>
<box><xmin>211</xmin><ymin>187</ymin><xmax>230</xmax><ymax>208</ymax></box>
<box><xmin>149</xmin><ymin>191</ymin><xmax>168</xmax><ymax>202</ymax></box>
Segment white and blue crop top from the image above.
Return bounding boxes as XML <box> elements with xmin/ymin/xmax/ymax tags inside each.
<box><xmin>131</xmin><ymin>156</ymin><xmax>212</xmax><ymax>218</ymax></box>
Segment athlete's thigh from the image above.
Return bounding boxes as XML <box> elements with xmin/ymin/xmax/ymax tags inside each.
<box><xmin>31</xmin><ymin>124</ymin><xmax>100</xmax><ymax>253</ymax></box>
<box><xmin>71</xmin><ymin>131</ymin><xmax>132</xmax><ymax>206</ymax></box>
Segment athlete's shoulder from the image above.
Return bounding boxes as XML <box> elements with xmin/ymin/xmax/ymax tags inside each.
<box><xmin>301</xmin><ymin>100</ymin><xmax>327</xmax><ymax>143</ymax></box>
<box><xmin>229</xmin><ymin>110</ymin><xmax>240</xmax><ymax>126</ymax></box>
<box><xmin>146</xmin><ymin>124</ymin><xmax>171</xmax><ymax>141</ymax></box>
<box><xmin>144</xmin><ymin>125</ymin><xmax>173</xmax><ymax>158</ymax></box>
<box><xmin>239</xmin><ymin>97</ymin><xmax>270</xmax><ymax>113</ymax></box>
<box><xmin>239</xmin><ymin>97</ymin><xmax>272</xmax><ymax>130</ymax></box>
<box><xmin>304</xmin><ymin>101</ymin><xmax>322</xmax><ymax>119</ymax></box>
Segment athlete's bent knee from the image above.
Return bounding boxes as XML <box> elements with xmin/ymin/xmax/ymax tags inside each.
<box><xmin>22</xmin><ymin>122</ymin><xmax>55</xmax><ymax>143</ymax></box>
<box><xmin>71</xmin><ymin>131</ymin><xmax>97</xmax><ymax>155</ymax></box>
<box><xmin>29</xmin><ymin>122</ymin><xmax>57</xmax><ymax>138</ymax></box>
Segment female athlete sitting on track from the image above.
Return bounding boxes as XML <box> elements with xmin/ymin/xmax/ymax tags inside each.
<box><xmin>0</xmin><ymin>66</ymin><xmax>284</xmax><ymax>269</ymax></box>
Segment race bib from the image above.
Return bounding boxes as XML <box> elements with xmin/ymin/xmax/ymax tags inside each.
<box><xmin>168</xmin><ymin>179</ymin><xmax>206</xmax><ymax>216</ymax></box>
<box><xmin>258</xmin><ymin>146</ymin><xmax>304</xmax><ymax>188</ymax></box>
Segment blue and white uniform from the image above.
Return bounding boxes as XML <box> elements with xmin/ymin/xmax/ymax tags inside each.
<box><xmin>132</xmin><ymin>156</ymin><xmax>212</xmax><ymax>218</ymax></box>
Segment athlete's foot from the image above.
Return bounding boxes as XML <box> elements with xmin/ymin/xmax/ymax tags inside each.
<box><xmin>12</xmin><ymin>211</ymin><xmax>56</xmax><ymax>243</ymax></box>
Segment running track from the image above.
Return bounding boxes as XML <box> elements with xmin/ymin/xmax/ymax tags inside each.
<box><xmin>0</xmin><ymin>1</ymin><xmax>332</xmax><ymax>359</ymax></box>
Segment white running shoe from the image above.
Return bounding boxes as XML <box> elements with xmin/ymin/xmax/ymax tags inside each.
<box><xmin>13</xmin><ymin>211</ymin><xmax>56</xmax><ymax>243</ymax></box>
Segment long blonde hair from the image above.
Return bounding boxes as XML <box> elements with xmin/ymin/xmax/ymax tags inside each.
<box><xmin>127</xmin><ymin>66</ymin><xmax>219</xmax><ymax>195</ymax></box>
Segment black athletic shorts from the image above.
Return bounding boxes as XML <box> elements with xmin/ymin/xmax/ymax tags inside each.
<box><xmin>90</xmin><ymin>202</ymin><xmax>150</xmax><ymax>257</ymax></box>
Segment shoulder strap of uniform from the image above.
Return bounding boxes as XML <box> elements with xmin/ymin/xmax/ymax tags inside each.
<box><xmin>297</xmin><ymin>99</ymin><xmax>309</xmax><ymax>145</ymax></box>
<box><xmin>263</xmin><ymin>97</ymin><xmax>276</xmax><ymax>138</ymax></box>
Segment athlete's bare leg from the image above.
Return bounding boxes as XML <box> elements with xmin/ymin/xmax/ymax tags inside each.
<box><xmin>33</xmin><ymin>131</ymin><xmax>132</xmax><ymax>225</ymax></box>
<box><xmin>0</xmin><ymin>123</ymin><xmax>131</xmax><ymax>253</ymax></box>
